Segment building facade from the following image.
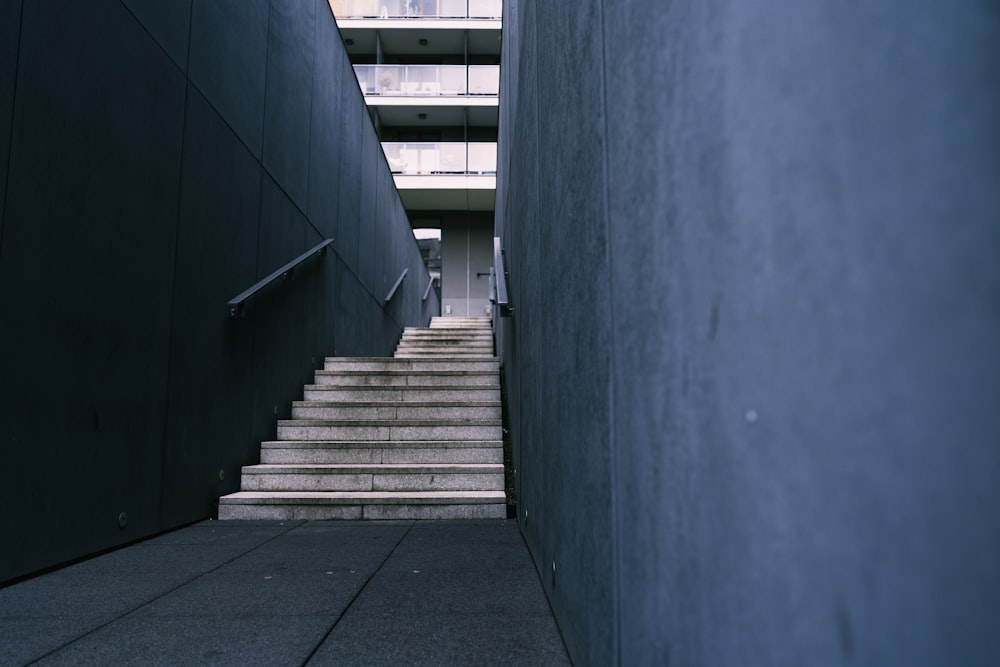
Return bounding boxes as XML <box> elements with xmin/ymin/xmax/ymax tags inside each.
<box><xmin>329</xmin><ymin>0</ymin><xmax>501</xmax><ymax>317</ymax></box>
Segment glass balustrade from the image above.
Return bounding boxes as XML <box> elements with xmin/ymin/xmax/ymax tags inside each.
<box><xmin>354</xmin><ymin>65</ymin><xmax>499</xmax><ymax>96</ymax></box>
<box><xmin>331</xmin><ymin>0</ymin><xmax>501</xmax><ymax>19</ymax></box>
<box><xmin>467</xmin><ymin>0</ymin><xmax>502</xmax><ymax>18</ymax></box>
<box><xmin>468</xmin><ymin>65</ymin><xmax>500</xmax><ymax>95</ymax></box>
<box><xmin>382</xmin><ymin>142</ymin><xmax>497</xmax><ymax>175</ymax></box>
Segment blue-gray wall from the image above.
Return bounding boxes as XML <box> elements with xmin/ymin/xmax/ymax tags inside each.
<box><xmin>495</xmin><ymin>1</ymin><xmax>1000</xmax><ymax>665</ymax></box>
<box><xmin>0</xmin><ymin>0</ymin><xmax>436</xmax><ymax>583</ymax></box>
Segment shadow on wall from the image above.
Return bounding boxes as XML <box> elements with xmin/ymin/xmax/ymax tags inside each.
<box><xmin>0</xmin><ymin>0</ymin><xmax>436</xmax><ymax>583</ymax></box>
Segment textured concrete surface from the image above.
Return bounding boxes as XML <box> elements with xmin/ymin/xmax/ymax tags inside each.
<box><xmin>1</xmin><ymin>521</ymin><xmax>565</xmax><ymax>666</ymax></box>
<box><xmin>496</xmin><ymin>0</ymin><xmax>1000</xmax><ymax>665</ymax></box>
<box><xmin>0</xmin><ymin>0</ymin><xmax>437</xmax><ymax>583</ymax></box>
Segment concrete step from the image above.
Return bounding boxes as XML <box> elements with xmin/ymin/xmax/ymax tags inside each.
<box><xmin>313</xmin><ymin>370</ymin><xmax>499</xmax><ymax>387</ymax></box>
<box><xmin>429</xmin><ymin>317</ymin><xmax>493</xmax><ymax>331</ymax></box>
<box><xmin>392</xmin><ymin>354</ymin><xmax>496</xmax><ymax>360</ymax></box>
<box><xmin>302</xmin><ymin>385</ymin><xmax>500</xmax><ymax>402</ymax></box>
<box><xmin>217</xmin><ymin>490</ymin><xmax>506</xmax><ymax>520</ymax></box>
<box><xmin>276</xmin><ymin>419</ymin><xmax>503</xmax><ymax>441</ymax></box>
<box><xmin>399</xmin><ymin>335</ymin><xmax>492</xmax><ymax>342</ymax></box>
<box><xmin>238</xmin><ymin>463</ymin><xmax>504</xmax><ymax>492</ymax></box>
<box><xmin>430</xmin><ymin>318</ymin><xmax>490</xmax><ymax>326</ymax></box>
<box><xmin>393</xmin><ymin>344</ymin><xmax>491</xmax><ymax>349</ymax></box>
<box><xmin>324</xmin><ymin>358</ymin><xmax>498</xmax><ymax>372</ymax></box>
<box><xmin>259</xmin><ymin>440</ymin><xmax>503</xmax><ymax>464</ymax></box>
<box><xmin>402</xmin><ymin>333</ymin><xmax>491</xmax><ymax>340</ymax></box>
<box><xmin>398</xmin><ymin>339</ymin><xmax>493</xmax><ymax>345</ymax></box>
<box><xmin>290</xmin><ymin>402</ymin><xmax>501</xmax><ymax>420</ymax></box>
<box><xmin>408</xmin><ymin>327</ymin><xmax>491</xmax><ymax>334</ymax></box>
<box><xmin>401</xmin><ymin>329</ymin><xmax>491</xmax><ymax>335</ymax></box>
<box><xmin>393</xmin><ymin>350</ymin><xmax>493</xmax><ymax>357</ymax></box>
<box><xmin>218</xmin><ymin>316</ymin><xmax>505</xmax><ymax>523</ymax></box>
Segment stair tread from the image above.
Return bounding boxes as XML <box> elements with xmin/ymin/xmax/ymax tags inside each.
<box><xmin>221</xmin><ymin>490</ymin><xmax>505</xmax><ymax>502</ymax></box>
<box><xmin>244</xmin><ymin>464</ymin><xmax>502</xmax><ymax>472</ymax></box>
<box><xmin>292</xmin><ymin>400</ymin><xmax>500</xmax><ymax>407</ymax></box>
<box><xmin>304</xmin><ymin>384</ymin><xmax>498</xmax><ymax>389</ymax></box>
<box><xmin>316</xmin><ymin>370</ymin><xmax>498</xmax><ymax>376</ymax></box>
<box><xmin>261</xmin><ymin>440</ymin><xmax>502</xmax><ymax>447</ymax></box>
<box><xmin>277</xmin><ymin>418</ymin><xmax>501</xmax><ymax>425</ymax></box>
<box><xmin>222</xmin><ymin>319</ymin><xmax>505</xmax><ymax>520</ymax></box>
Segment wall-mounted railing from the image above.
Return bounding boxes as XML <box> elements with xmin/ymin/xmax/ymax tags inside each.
<box><xmin>227</xmin><ymin>239</ymin><xmax>335</xmax><ymax>318</ymax></box>
<box><xmin>354</xmin><ymin>65</ymin><xmax>499</xmax><ymax>97</ymax></box>
<box><xmin>423</xmin><ymin>275</ymin><xmax>435</xmax><ymax>301</ymax></box>
<box><xmin>384</xmin><ymin>268</ymin><xmax>408</xmax><ymax>303</ymax></box>
<box><xmin>491</xmin><ymin>236</ymin><xmax>512</xmax><ymax>316</ymax></box>
<box><xmin>331</xmin><ymin>0</ymin><xmax>502</xmax><ymax>19</ymax></box>
<box><xmin>383</xmin><ymin>142</ymin><xmax>497</xmax><ymax>175</ymax></box>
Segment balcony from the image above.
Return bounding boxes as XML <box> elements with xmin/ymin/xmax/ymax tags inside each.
<box><xmin>383</xmin><ymin>142</ymin><xmax>496</xmax><ymax>211</ymax></box>
<box><xmin>330</xmin><ymin>0</ymin><xmax>502</xmax><ymax>19</ymax></box>
<box><xmin>383</xmin><ymin>141</ymin><xmax>496</xmax><ymax>174</ymax></box>
<box><xmin>355</xmin><ymin>65</ymin><xmax>499</xmax><ymax>97</ymax></box>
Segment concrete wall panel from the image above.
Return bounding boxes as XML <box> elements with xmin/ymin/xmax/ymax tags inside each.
<box><xmin>337</xmin><ymin>94</ymin><xmax>363</xmax><ymax>271</ymax></box>
<box><xmin>161</xmin><ymin>86</ymin><xmax>259</xmax><ymax>523</ymax></box>
<box><xmin>120</xmin><ymin>0</ymin><xmax>192</xmax><ymax>72</ymax></box>
<box><xmin>0</xmin><ymin>0</ymin><xmax>433</xmax><ymax>583</ymax></box>
<box><xmin>188</xmin><ymin>0</ymin><xmax>269</xmax><ymax>158</ymax></box>
<box><xmin>0</xmin><ymin>0</ymin><xmax>185</xmax><ymax>577</ymax></box>
<box><xmin>250</xmin><ymin>176</ymin><xmax>312</xmax><ymax>448</ymax></box>
<box><xmin>497</xmin><ymin>0</ymin><xmax>1000</xmax><ymax>664</ymax></box>
<box><xmin>0</xmin><ymin>0</ymin><xmax>22</xmax><ymax>241</ymax></box>
<box><xmin>308</xmin><ymin>0</ymin><xmax>346</xmax><ymax>239</ymax></box>
<box><xmin>357</xmin><ymin>122</ymin><xmax>379</xmax><ymax>294</ymax></box>
<box><xmin>262</xmin><ymin>0</ymin><xmax>315</xmax><ymax>209</ymax></box>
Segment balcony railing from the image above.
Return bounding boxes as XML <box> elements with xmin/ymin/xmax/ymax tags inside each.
<box><xmin>354</xmin><ymin>65</ymin><xmax>499</xmax><ymax>97</ymax></box>
<box><xmin>331</xmin><ymin>0</ymin><xmax>502</xmax><ymax>19</ymax></box>
<box><xmin>383</xmin><ymin>142</ymin><xmax>497</xmax><ymax>175</ymax></box>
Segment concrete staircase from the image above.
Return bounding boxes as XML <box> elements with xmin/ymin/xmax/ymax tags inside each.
<box><xmin>217</xmin><ymin>317</ymin><xmax>506</xmax><ymax>520</ymax></box>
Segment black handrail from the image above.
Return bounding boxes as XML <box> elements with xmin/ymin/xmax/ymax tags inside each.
<box><xmin>227</xmin><ymin>238</ymin><xmax>335</xmax><ymax>317</ymax></box>
<box><xmin>422</xmin><ymin>275</ymin><xmax>435</xmax><ymax>301</ymax></box>
<box><xmin>385</xmin><ymin>268</ymin><xmax>408</xmax><ymax>303</ymax></box>
<box><xmin>492</xmin><ymin>236</ymin><xmax>513</xmax><ymax>316</ymax></box>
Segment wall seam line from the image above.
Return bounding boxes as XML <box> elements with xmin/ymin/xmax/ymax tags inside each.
<box><xmin>597</xmin><ymin>0</ymin><xmax>623</xmax><ymax>663</ymax></box>
<box><xmin>0</xmin><ymin>0</ymin><xmax>26</xmax><ymax>265</ymax></box>
<box><xmin>157</xmin><ymin>0</ymin><xmax>196</xmax><ymax>528</ymax></box>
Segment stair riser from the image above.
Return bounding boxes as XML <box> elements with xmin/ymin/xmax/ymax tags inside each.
<box><xmin>291</xmin><ymin>406</ymin><xmax>501</xmax><ymax>420</ymax></box>
<box><xmin>314</xmin><ymin>374</ymin><xmax>499</xmax><ymax>387</ymax></box>
<box><xmin>260</xmin><ymin>447</ymin><xmax>503</xmax><ymax>465</ymax></box>
<box><xmin>396</xmin><ymin>345</ymin><xmax>493</xmax><ymax>351</ymax></box>
<box><xmin>240</xmin><ymin>473</ymin><xmax>504</xmax><ymax>492</ymax></box>
<box><xmin>399</xmin><ymin>332</ymin><xmax>493</xmax><ymax>345</ymax></box>
<box><xmin>324</xmin><ymin>360</ymin><xmax>498</xmax><ymax>372</ymax></box>
<box><xmin>303</xmin><ymin>388</ymin><xmax>500</xmax><ymax>402</ymax></box>
<box><xmin>218</xmin><ymin>503</ymin><xmax>505</xmax><ymax>521</ymax></box>
<box><xmin>399</xmin><ymin>339</ymin><xmax>492</xmax><ymax>345</ymax></box>
<box><xmin>392</xmin><ymin>354</ymin><xmax>496</xmax><ymax>360</ymax></box>
<box><xmin>276</xmin><ymin>424</ymin><xmax>502</xmax><ymax>441</ymax></box>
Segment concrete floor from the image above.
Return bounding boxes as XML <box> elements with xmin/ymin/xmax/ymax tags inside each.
<box><xmin>1</xmin><ymin>520</ymin><xmax>570</xmax><ymax>666</ymax></box>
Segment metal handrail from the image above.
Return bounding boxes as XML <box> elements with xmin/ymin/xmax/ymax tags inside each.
<box><xmin>423</xmin><ymin>275</ymin><xmax>435</xmax><ymax>301</ymax></box>
<box><xmin>492</xmin><ymin>236</ymin><xmax>512</xmax><ymax>316</ymax></box>
<box><xmin>385</xmin><ymin>268</ymin><xmax>408</xmax><ymax>303</ymax></box>
<box><xmin>227</xmin><ymin>238</ymin><xmax>334</xmax><ymax>317</ymax></box>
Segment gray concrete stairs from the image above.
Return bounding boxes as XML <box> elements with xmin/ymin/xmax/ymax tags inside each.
<box><xmin>218</xmin><ymin>317</ymin><xmax>506</xmax><ymax>520</ymax></box>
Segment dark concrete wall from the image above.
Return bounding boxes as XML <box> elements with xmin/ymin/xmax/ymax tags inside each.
<box><xmin>0</xmin><ymin>0</ymin><xmax>436</xmax><ymax>583</ymax></box>
<box><xmin>495</xmin><ymin>1</ymin><xmax>1000</xmax><ymax>665</ymax></box>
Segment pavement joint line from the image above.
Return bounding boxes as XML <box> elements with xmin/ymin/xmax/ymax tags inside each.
<box><xmin>299</xmin><ymin>520</ymin><xmax>416</xmax><ymax>667</ymax></box>
<box><xmin>22</xmin><ymin>520</ymin><xmax>307</xmax><ymax>666</ymax></box>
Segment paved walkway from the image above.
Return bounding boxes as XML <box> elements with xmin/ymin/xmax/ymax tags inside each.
<box><xmin>2</xmin><ymin>520</ymin><xmax>571</xmax><ymax>666</ymax></box>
